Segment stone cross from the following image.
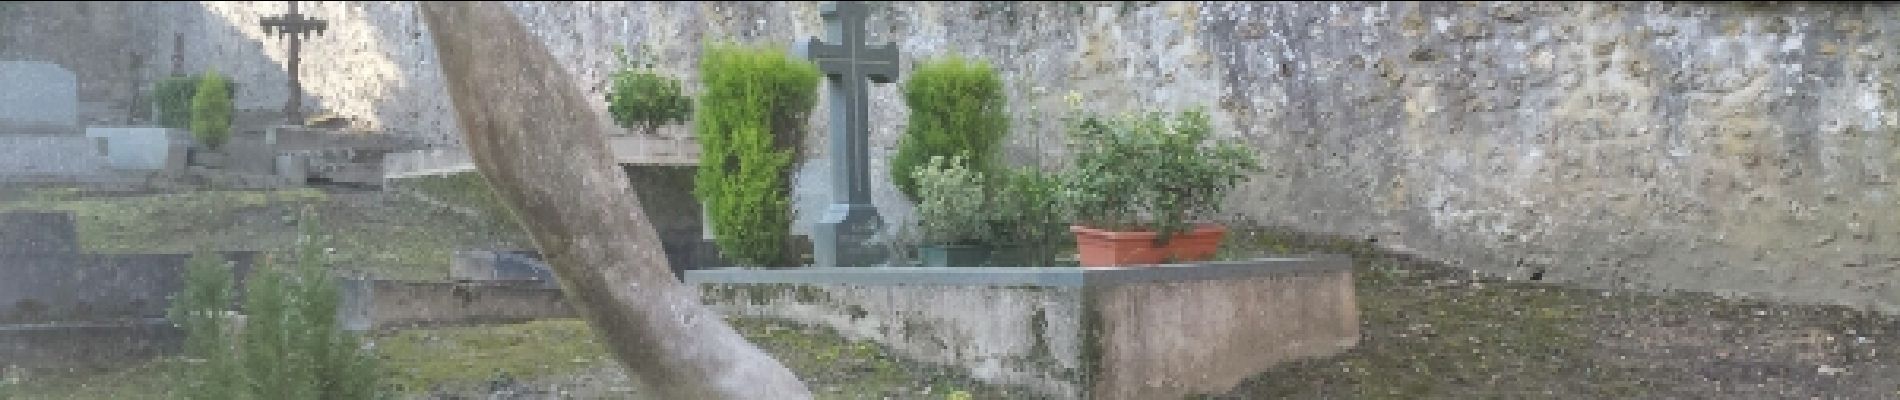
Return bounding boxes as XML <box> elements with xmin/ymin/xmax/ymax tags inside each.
<box><xmin>797</xmin><ymin>1</ymin><xmax>898</xmax><ymax>268</ymax></box>
<box><xmin>260</xmin><ymin>0</ymin><xmax>328</xmax><ymax>126</ymax></box>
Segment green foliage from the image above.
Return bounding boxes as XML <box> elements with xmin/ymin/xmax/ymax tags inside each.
<box><xmin>913</xmin><ymin>155</ymin><xmax>991</xmax><ymax>245</ymax></box>
<box><xmin>605</xmin><ymin>44</ymin><xmax>693</xmax><ymax>135</ymax></box>
<box><xmin>692</xmin><ymin>43</ymin><xmax>821</xmax><ymax>267</ymax></box>
<box><xmin>1060</xmin><ymin>108</ymin><xmax>1262</xmax><ymax>242</ymax></box>
<box><xmin>189</xmin><ymin>71</ymin><xmax>233</xmax><ymax>150</ymax></box>
<box><xmin>889</xmin><ymin>55</ymin><xmax>1010</xmax><ymax>202</ymax></box>
<box><xmin>170</xmin><ymin>249</ymin><xmax>241</xmax><ymax>400</ymax></box>
<box><xmin>988</xmin><ymin>166</ymin><xmax>1071</xmax><ymax>263</ymax></box>
<box><xmin>912</xmin><ymin>156</ymin><xmax>1071</xmax><ymax>263</ymax></box>
<box><xmin>172</xmin><ymin>207</ymin><xmax>383</xmax><ymax>399</ymax></box>
<box><xmin>153</xmin><ymin>76</ymin><xmax>200</xmax><ymax>129</ymax></box>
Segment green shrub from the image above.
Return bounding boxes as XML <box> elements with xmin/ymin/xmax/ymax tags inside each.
<box><xmin>171</xmin><ymin>207</ymin><xmax>383</xmax><ymax>399</ymax></box>
<box><xmin>693</xmin><ymin>43</ymin><xmax>821</xmax><ymax>267</ymax></box>
<box><xmin>912</xmin><ymin>155</ymin><xmax>991</xmax><ymax>246</ymax></box>
<box><xmin>153</xmin><ymin>76</ymin><xmax>200</xmax><ymax>129</ymax></box>
<box><xmin>605</xmin><ymin>44</ymin><xmax>693</xmax><ymax>135</ymax></box>
<box><xmin>1061</xmin><ymin>109</ymin><xmax>1262</xmax><ymax>243</ymax></box>
<box><xmin>889</xmin><ymin>55</ymin><xmax>1010</xmax><ymax>202</ymax></box>
<box><xmin>170</xmin><ymin>249</ymin><xmax>242</xmax><ymax>400</ymax></box>
<box><xmin>989</xmin><ymin>166</ymin><xmax>1071</xmax><ymax>263</ymax></box>
<box><xmin>189</xmin><ymin>72</ymin><xmax>233</xmax><ymax>150</ymax></box>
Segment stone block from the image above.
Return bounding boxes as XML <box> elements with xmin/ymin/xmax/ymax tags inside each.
<box><xmin>336</xmin><ymin>278</ymin><xmax>575</xmax><ymax>331</ymax></box>
<box><xmin>0</xmin><ymin>61</ymin><xmax>77</xmax><ymax>131</ymax></box>
<box><xmin>687</xmin><ymin>257</ymin><xmax>1360</xmax><ymax>399</ymax></box>
<box><xmin>85</xmin><ymin>126</ymin><xmax>185</xmax><ymax>171</ymax></box>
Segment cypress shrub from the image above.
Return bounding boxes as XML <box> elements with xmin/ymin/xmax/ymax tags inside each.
<box><xmin>692</xmin><ymin>43</ymin><xmax>821</xmax><ymax>267</ymax></box>
<box><xmin>889</xmin><ymin>55</ymin><xmax>1010</xmax><ymax>202</ymax></box>
<box><xmin>190</xmin><ymin>72</ymin><xmax>233</xmax><ymax>150</ymax></box>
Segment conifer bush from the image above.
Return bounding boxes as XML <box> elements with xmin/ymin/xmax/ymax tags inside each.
<box><xmin>889</xmin><ymin>55</ymin><xmax>1010</xmax><ymax>202</ymax></box>
<box><xmin>170</xmin><ymin>207</ymin><xmax>382</xmax><ymax>399</ymax></box>
<box><xmin>189</xmin><ymin>71</ymin><xmax>233</xmax><ymax>150</ymax></box>
<box><xmin>692</xmin><ymin>43</ymin><xmax>822</xmax><ymax>267</ymax></box>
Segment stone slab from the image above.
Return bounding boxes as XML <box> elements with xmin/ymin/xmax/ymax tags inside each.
<box><xmin>687</xmin><ymin>257</ymin><xmax>1360</xmax><ymax>399</ymax></box>
<box><xmin>0</xmin><ymin>211</ymin><xmax>80</xmax><ymax>255</ymax></box>
<box><xmin>337</xmin><ymin>279</ymin><xmax>575</xmax><ymax>331</ymax></box>
<box><xmin>85</xmin><ymin>126</ymin><xmax>187</xmax><ymax>171</ymax></box>
<box><xmin>0</xmin><ymin>136</ymin><xmax>110</xmax><ymax>181</ymax></box>
<box><xmin>0</xmin><ymin>61</ymin><xmax>77</xmax><ymax>130</ymax></box>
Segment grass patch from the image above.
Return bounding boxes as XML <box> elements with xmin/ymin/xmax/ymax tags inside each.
<box><xmin>0</xmin><ymin>186</ymin><xmax>529</xmax><ymax>280</ymax></box>
<box><xmin>373</xmin><ymin>319</ymin><xmax>611</xmax><ymax>394</ymax></box>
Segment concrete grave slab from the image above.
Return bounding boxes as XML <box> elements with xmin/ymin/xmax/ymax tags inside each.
<box><xmin>0</xmin><ymin>61</ymin><xmax>78</xmax><ymax>134</ymax></box>
<box><xmin>85</xmin><ymin>126</ymin><xmax>189</xmax><ymax>172</ymax></box>
<box><xmin>687</xmin><ymin>257</ymin><xmax>1361</xmax><ymax>399</ymax></box>
<box><xmin>0</xmin><ymin>136</ymin><xmax>130</xmax><ymax>183</ymax></box>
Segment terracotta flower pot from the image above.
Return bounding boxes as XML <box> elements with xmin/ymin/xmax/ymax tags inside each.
<box><xmin>1070</xmin><ymin>223</ymin><xmax>1227</xmax><ymax>268</ymax></box>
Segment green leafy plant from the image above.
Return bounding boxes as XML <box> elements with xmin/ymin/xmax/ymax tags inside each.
<box><xmin>170</xmin><ymin>249</ymin><xmax>242</xmax><ymax>400</ymax></box>
<box><xmin>153</xmin><ymin>76</ymin><xmax>200</xmax><ymax>129</ymax></box>
<box><xmin>693</xmin><ymin>43</ymin><xmax>821</xmax><ymax>267</ymax></box>
<box><xmin>988</xmin><ymin>166</ymin><xmax>1071</xmax><ymax>264</ymax></box>
<box><xmin>605</xmin><ymin>44</ymin><xmax>693</xmax><ymax>135</ymax></box>
<box><xmin>189</xmin><ymin>71</ymin><xmax>233</xmax><ymax>150</ymax></box>
<box><xmin>1060</xmin><ymin>108</ymin><xmax>1262</xmax><ymax>243</ymax></box>
<box><xmin>171</xmin><ymin>207</ymin><xmax>383</xmax><ymax>399</ymax></box>
<box><xmin>912</xmin><ymin>155</ymin><xmax>991</xmax><ymax>246</ymax></box>
<box><xmin>889</xmin><ymin>55</ymin><xmax>1010</xmax><ymax>202</ymax></box>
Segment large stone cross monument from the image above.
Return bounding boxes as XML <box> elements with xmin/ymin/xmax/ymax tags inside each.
<box><xmin>797</xmin><ymin>1</ymin><xmax>898</xmax><ymax>268</ymax></box>
<box><xmin>260</xmin><ymin>0</ymin><xmax>328</xmax><ymax>126</ymax></box>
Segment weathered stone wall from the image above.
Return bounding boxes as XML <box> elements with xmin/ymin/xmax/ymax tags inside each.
<box><xmin>6</xmin><ymin>2</ymin><xmax>1900</xmax><ymax>311</ymax></box>
<box><xmin>337</xmin><ymin>279</ymin><xmax>575</xmax><ymax>331</ymax></box>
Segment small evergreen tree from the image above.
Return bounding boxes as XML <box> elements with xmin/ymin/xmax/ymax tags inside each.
<box><xmin>189</xmin><ymin>71</ymin><xmax>233</xmax><ymax>150</ymax></box>
<box><xmin>693</xmin><ymin>43</ymin><xmax>822</xmax><ymax>267</ymax></box>
<box><xmin>173</xmin><ymin>207</ymin><xmax>382</xmax><ymax>399</ymax></box>
<box><xmin>169</xmin><ymin>249</ymin><xmax>242</xmax><ymax>400</ymax></box>
<box><xmin>605</xmin><ymin>44</ymin><xmax>693</xmax><ymax>135</ymax></box>
<box><xmin>889</xmin><ymin>55</ymin><xmax>1010</xmax><ymax>202</ymax></box>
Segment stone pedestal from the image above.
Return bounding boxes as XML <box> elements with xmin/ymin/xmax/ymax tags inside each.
<box><xmin>812</xmin><ymin>203</ymin><xmax>886</xmax><ymax>268</ymax></box>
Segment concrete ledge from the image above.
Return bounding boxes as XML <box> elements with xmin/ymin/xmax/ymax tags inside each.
<box><xmin>337</xmin><ymin>279</ymin><xmax>576</xmax><ymax>331</ymax></box>
<box><xmin>686</xmin><ymin>256</ymin><xmax>1351</xmax><ymax>287</ymax></box>
<box><xmin>687</xmin><ymin>257</ymin><xmax>1360</xmax><ymax>399</ymax></box>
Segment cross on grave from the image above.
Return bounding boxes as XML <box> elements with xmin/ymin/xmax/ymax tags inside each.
<box><xmin>260</xmin><ymin>0</ymin><xmax>328</xmax><ymax>126</ymax></box>
<box><xmin>796</xmin><ymin>1</ymin><xmax>898</xmax><ymax>268</ymax></box>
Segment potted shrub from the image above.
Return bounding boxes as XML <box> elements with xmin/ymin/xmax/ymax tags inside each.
<box><xmin>1060</xmin><ymin>109</ymin><xmax>1261</xmax><ymax>268</ymax></box>
<box><xmin>912</xmin><ymin>155</ymin><xmax>995</xmax><ymax>268</ymax></box>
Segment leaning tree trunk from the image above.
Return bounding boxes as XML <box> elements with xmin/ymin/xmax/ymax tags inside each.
<box><xmin>416</xmin><ymin>3</ymin><xmax>812</xmax><ymax>399</ymax></box>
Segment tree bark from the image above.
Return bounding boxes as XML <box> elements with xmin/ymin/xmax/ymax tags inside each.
<box><xmin>416</xmin><ymin>3</ymin><xmax>812</xmax><ymax>399</ymax></box>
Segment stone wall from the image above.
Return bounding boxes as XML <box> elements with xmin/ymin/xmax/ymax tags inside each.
<box><xmin>6</xmin><ymin>2</ymin><xmax>1900</xmax><ymax>311</ymax></box>
<box><xmin>689</xmin><ymin>257</ymin><xmax>1360</xmax><ymax>399</ymax></box>
<box><xmin>337</xmin><ymin>279</ymin><xmax>575</xmax><ymax>331</ymax></box>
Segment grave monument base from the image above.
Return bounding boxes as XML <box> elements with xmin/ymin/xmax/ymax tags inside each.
<box><xmin>686</xmin><ymin>257</ymin><xmax>1360</xmax><ymax>399</ymax></box>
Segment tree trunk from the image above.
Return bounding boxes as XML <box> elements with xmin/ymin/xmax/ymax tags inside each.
<box><xmin>416</xmin><ymin>3</ymin><xmax>812</xmax><ymax>399</ymax></box>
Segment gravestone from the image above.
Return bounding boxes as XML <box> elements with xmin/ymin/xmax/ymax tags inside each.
<box><xmin>0</xmin><ymin>136</ymin><xmax>120</xmax><ymax>184</ymax></box>
<box><xmin>797</xmin><ymin>1</ymin><xmax>899</xmax><ymax>268</ymax></box>
<box><xmin>85</xmin><ymin>127</ymin><xmax>190</xmax><ymax>174</ymax></box>
<box><xmin>260</xmin><ymin>0</ymin><xmax>329</xmax><ymax>126</ymax></box>
<box><xmin>0</xmin><ymin>61</ymin><xmax>79</xmax><ymax>135</ymax></box>
<box><xmin>0</xmin><ymin>211</ymin><xmax>260</xmax><ymax>325</ymax></box>
<box><xmin>0</xmin><ymin>212</ymin><xmax>79</xmax><ymax>254</ymax></box>
<box><xmin>450</xmin><ymin>249</ymin><xmax>557</xmax><ymax>287</ymax></box>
